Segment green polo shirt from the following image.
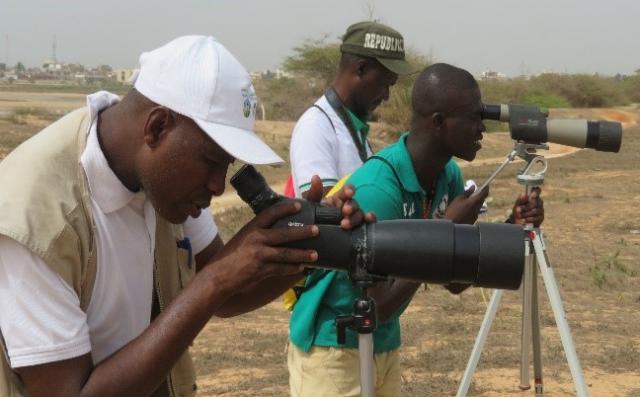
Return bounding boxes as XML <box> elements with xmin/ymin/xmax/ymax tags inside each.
<box><xmin>347</xmin><ymin>109</ymin><xmax>369</xmax><ymax>146</ymax></box>
<box><xmin>289</xmin><ymin>133</ymin><xmax>465</xmax><ymax>353</ymax></box>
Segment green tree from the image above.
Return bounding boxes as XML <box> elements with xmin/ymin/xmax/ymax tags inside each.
<box><xmin>15</xmin><ymin>61</ymin><xmax>25</xmax><ymax>73</ymax></box>
<box><xmin>282</xmin><ymin>36</ymin><xmax>341</xmax><ymax>87</ymax></box>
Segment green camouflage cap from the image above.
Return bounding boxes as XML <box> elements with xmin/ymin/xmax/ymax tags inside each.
<box><xmin>340</xmin><ymin>21</ymin><xmax>418</xmax><ymax>75</ymax></box>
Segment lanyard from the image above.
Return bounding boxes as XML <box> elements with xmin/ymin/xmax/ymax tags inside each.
<box><xmin>422</xmin><ymin>182</ymin><xmax>437</xmax><ymax>219</ymax></box>
<box><xmin>324</xmin><ymin>87</ymin><xmax>370</xmax><ymax>163</ymax></box>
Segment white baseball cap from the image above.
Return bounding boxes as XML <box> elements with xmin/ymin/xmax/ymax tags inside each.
<box><xmin>134</xmin><ymin>35</ymin><xmax>284</xmax><ymax>165</ymax></box>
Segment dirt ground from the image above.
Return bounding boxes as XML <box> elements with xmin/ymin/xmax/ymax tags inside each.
<box><xmin>1</xmin><ymin>92</ymin><xmax>639</xmax><ymax>396</ymax></box>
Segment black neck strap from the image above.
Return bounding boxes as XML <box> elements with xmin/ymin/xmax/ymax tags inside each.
<box><xmin>324</xmin><ymin>87</ymin><xmax>369</xmax><ymax>162</ymax></box>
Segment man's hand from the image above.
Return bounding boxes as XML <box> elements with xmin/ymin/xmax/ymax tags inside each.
<box><xmin>444</xmin><ymin>186</ymin><xmax>489</xmax><ymax>225</ymax></box>
<box><xmin>305</xmin><ymin>175</ymin><xmax>376</xmax><ymax>230</ymax></box>
<box><xmin>511</xmin><ymin>187</ymin><xmax>544</xmax><ymax>227</ymax></box>
<box><xmin>210</xmin><ymin>200</ymin><xmax>319</xmax><ymax>294</ymax></box>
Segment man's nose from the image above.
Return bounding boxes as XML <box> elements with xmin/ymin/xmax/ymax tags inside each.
<box><xmin>207</xmin><ymin>174</ymin><xmax>226</xmax><ymax>196</ymax></box>
<box><xmin>382</xmin><ymin>86</ymin><xmax>390</xmax><ymax>101</ymax></box>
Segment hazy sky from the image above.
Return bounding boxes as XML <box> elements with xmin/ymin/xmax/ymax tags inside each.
<box><xmin>2</xmin><ymin>0</ymin><xmax>639</xmax><ymax>77</ymax></box>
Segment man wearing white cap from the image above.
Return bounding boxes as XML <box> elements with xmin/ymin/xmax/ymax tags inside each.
<box><xmin>0</xmin><ymin>36</ymin><xmax>370</xmax><ymax>397</ymax></box>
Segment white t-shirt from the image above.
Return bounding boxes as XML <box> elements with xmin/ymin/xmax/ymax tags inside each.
<box><xmin>0</xmin><ymin>91</ymin><xmax>218</xmax><ymax>368</ymax></box>
<box><xmin>289</xmin><ymin>96</ymin><xmax>373</xmax><ymax>197</ymax></box>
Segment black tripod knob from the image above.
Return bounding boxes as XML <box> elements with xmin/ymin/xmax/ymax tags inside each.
<box><xmin>335</xmin><ymin>315</ymin><xmax>354</xmax><ymax>345</ymax></box>
<box><xmin>335</xmin><ymin>295</ymin><xmax>377</xmax><ymax>345</ymax></box>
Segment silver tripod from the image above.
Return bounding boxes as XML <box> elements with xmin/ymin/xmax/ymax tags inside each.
<box><xmin>335</xmin><ymin>258</ymin><xmax>379</xmax><ymax>397</ymax></box>
<box><xmin>456</xmin><ymin>143</ymin><xmax>589</xmax><ymax>397</ymax></box>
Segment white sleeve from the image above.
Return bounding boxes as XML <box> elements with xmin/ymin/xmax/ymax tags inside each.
<box><xmin>290</xmin><ymin>107</ymin><xmax>339</xmax><ymax>197</ymax></box>
<box><xmin>0</xmin><ymin>236</ymin><xmax>91</xmax><ymax>368</ymax></box>
<box><xmin>183</xmin><ymin>210</ymin><xmax>218</xmax><ymax>254</ymax></box>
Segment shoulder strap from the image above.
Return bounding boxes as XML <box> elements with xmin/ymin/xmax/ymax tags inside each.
<box><xmin>366</xmin><ymin>155</ymin><xmax>411</xmax><ymax>209</ymax></box>
<box><xmin>311</xmin><ymin>104</ymin><xmax>335</xmax><ymax>133</ymax></box>
<box><xmin>324</xmin><ymin>87</ymin><xmax>369</xmax><ymax>162</ymax></box>
<box><xmin>367</xmin><ymin>155</ymin><xmax>402</xmax><ymax>187</ymax></box>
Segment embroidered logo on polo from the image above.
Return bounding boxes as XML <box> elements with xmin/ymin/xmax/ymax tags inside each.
<box><xmin>403</xmin><ymin>201</ymin><xmax>416</xmax><ymax>217</ymax></box>
<box><xmin>363</xmin><ymin>33</ymin><xmax>404</xmax><ymax>52</ymax></box>
<box><xmin>433</xmin><ymin>194</ymin><xmax>449</xmax><ymax>219</ymax></box>
<box><xmin>241</xmin><ymin>88</ymin><xmax>257</xmax><ymax>118</ymax></box>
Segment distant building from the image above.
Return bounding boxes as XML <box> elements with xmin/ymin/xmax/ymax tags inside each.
<box><xmin>97</xmin><ymin>64</ymin><xmax>113</xmax><ymax>74</ymax></box>
<box><xmin>249</xmin><ymin>71</ymin><xmax>262</xmax><ymax>82</ymax></box>
<box><xmin>42</xmin><ymin>59</ymin><xmax>63</xmax><ymax>73</ymax></box>
<box><xmin>274</xmin><ymin>68</ymin><xmax>292</xmax><ymax>79</ymax></box>
<box><xmin>113</xmin><ymin>68</ymin><xmax>135</xmax><ymax>84</ymax></box>
<box><xmin>2</xmin><ymin>73</ymin><xmax>18</xmax><ymax>82</ymax></box>
<box><xmin>479</xmin><ymin>70</ymin><xmax>507</xmax><ymax>81</ymax></box>
<box><xmin>254</xmin><ymin>68</ymin><xmax>294</xmax><ymax>81</ymax></box>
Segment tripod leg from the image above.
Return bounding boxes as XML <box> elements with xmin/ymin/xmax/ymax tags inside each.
<box><xmin>531</xmin><ymin>253</ymin><xmax>544</xmax><ymax>396</ymax></box>
<box><xmin>359</xmin><ymin>333</ymin><xmax>376</xmax><ymax>397</ymax></box>
<box><xmin>520</xmin><ymin>240</ymin><xmax>534</xmax><ymax>390</ymax></box>
<box><xmin>531</xmin><ymin>232</ymin><xmax>589</xmax><ymax>397</ymax></box>
<box><xmin>456</xmin><ymin>289</ymin><xmax>504</xmax><ymax>397</ymax></box>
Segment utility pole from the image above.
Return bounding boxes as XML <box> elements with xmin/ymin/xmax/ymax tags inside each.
<box><xmin>5</xmin><ymin>33</ymin><xmax>8</xmax><ymax>65</ymax></box>
<box><xmin>52</xmin><ymin>34</ymin><xmax>57</xmax><ymax>63</ymax></box>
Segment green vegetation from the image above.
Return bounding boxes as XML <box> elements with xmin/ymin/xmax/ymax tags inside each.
<box><xmin>252</xmin><ymin>37</ymin><xmax>338</xmax><ymax>122</ymax></box>
<box><xmin>589</xmin><ymin>248</ymin><xmax>637</xmax><ymax>288</ymax></box>
<box><xmin>282</xmin><ymin>37</ymin><xmax>341</xmax><ymax>87</ymax></box>
<box><xmin>255</xmin><ymin>37</ymin><xmax>640</xmax><ymax>139</ymax></box>
<box><xmin>480</xmin><ymin>73</ymin><xmax>632</xmax><ymax>108</ymax></box>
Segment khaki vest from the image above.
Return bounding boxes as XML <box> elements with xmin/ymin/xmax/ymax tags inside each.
<box><xmin>0</xmin><ymin>109</ymin><xmax>197</xmax><ymax>397</ymax></box>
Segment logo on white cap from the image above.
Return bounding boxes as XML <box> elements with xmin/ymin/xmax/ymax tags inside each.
<box><xmin>241</xmin><ymin>88</ymin><xmax>257</xmax><ymax>118</ymax></box>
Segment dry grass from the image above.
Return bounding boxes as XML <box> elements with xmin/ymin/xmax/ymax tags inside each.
<box><xmin>202</xmin><ymin>108</ymin><xmax>640</xmax><ymax>396</ymax></box>
<box><xmin>1</xmin><ymin>91</ymin><xmax>639</xmax><ymax>396</ymax></box>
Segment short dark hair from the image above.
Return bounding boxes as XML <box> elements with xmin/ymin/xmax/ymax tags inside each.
<box><xmin>411</xmin><ymin>63</ymin><xmax>478</xmax><ymax>117</ymax></box>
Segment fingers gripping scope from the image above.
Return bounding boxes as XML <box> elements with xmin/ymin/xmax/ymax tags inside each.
<box><xmin>482</xmin><ymin>103</ymin><xmax>622</xmax><ymax>153</ymax></box>
<box><xmin>231</xmin><ymin>165</ymin><xmax>526</xmax><ymax>290</ymax></box>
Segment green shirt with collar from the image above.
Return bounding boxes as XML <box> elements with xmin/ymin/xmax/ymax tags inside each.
<box><xmin>289</xmin><ymin>133</ymin><xmax>465</xmax><ymax>353</ymax></box>
<box><xmin>346</xmin><ymin>109</ymin><xmax>370</xmax><ymax>146</ymax></box>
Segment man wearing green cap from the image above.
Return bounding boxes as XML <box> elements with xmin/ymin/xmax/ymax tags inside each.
<box><xmin>287</xmin><ymin>21</ymin><xmax>417</xmax><ymax>397</ymax></box>
<box><xmin>289</xmin><ymin>20</ymin><xmax>416</xmax><ymax>199</ymax></box>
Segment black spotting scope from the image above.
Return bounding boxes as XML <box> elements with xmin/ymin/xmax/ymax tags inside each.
<box><xmin>482</xmin><ymin>103</ymin><xmax>622</xmax><ymax>153</ymax></box>
<box><xmin>231</xmin><ymin>165</ymin><xmax>526</xmax><ymax>290</ymax></box>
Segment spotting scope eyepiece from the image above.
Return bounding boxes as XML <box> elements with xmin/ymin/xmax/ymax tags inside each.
<box><xmin>231</xmin><ymin>165</ymin><xmax>526</xmax><ymax>290</ymax></box>
<box><xmin>230</xmin><ymin>164</ymin><xmax>343</xmax><ymax>226</ymax></box>
<box><xmin>481</xmin><ymin>103</ymin><xmax>623</xmax><ymax>153</ymax></box>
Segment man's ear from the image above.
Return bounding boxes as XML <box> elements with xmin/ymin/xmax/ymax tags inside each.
<box><xmin>143</xmin><ymin>107</ymin><xmax>175</xmax><ymax>148</ymax></box>
<box><xmin>355</xmin><ymin>59</ymin><xmax>367</xmax><ymax>77</ymax></box>
<box><xmin>432</xmin><ymin>112</ymin><xmax>445</xmax><ymax>129</ymax></box>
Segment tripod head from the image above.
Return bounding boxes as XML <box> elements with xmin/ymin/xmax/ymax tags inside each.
<box><xmin>474</xmin><ymin>140</ymin><xmax>549</xmax><ymax>194</ymax></box>
<box><xmin>515</xmin><ymin>144</ymin><xmax>547</xmax><ymax>188</ymax></box>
